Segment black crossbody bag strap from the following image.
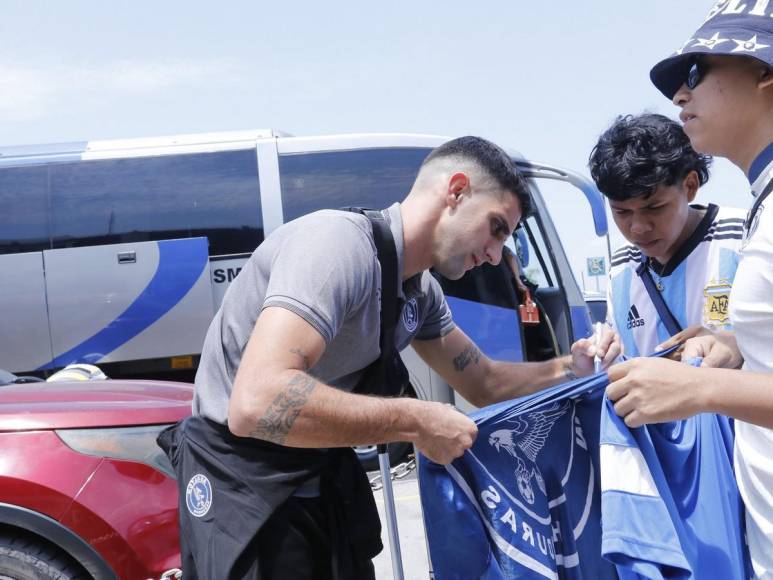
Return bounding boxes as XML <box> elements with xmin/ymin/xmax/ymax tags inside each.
<box><xmin>342</xmin><ymin>208</ymin><xmax>409</xmax><ymax>397</ymax></box>
<box><xmin>745</xmin><ymin>178</ymin><xmax>773</xmax><ymax>234</ymax></box>
<box><xmin>364</xmin><ymin>209</ymin><xmax>401</xmax><ymax>350</ymax></box>
<box><xmin>635</xmin><ymin>258</ymin><xmax>683</xmax><ymax>336</ymax></box>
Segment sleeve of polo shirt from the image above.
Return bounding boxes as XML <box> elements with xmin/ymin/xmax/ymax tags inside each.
<box><xmin>414</xmin><ymin>274</ymin><xmax>455</xmax><ymax>340</ymax></box>
<box><xmin>262</xmin><ymin>216</ymin><xmax>376</xmax><ymax>344</ymax></box>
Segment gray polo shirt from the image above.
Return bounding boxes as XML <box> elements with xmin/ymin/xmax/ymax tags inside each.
<box><xmin>193</xmin><ymin>203</ymin><xmax>455</xmax><ymax>424</ymax></box>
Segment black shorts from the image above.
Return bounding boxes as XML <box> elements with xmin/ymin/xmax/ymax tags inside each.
<box><xmin>251</xmin><ymin>496</ymin><xmax>375</xmax><ymax>579</ymax></box>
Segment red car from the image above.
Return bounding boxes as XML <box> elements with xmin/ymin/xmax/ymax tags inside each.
<box><xmin>0</xmin><ymin>376</ymin><xmax>190</xmax><ymax>580</ymax></box>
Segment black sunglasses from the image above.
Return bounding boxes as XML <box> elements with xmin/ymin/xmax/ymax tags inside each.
<box><xmin>684</xmin><ymin>57</ymin><xmax>709</xmax><ymax>90</ymax></box>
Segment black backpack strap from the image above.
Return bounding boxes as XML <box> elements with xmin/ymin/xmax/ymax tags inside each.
<box><xmin>363</xmin><ymin>209</ymin><xmax>401</xmax><ymax>343</ymax></box>
<box><xmin>745</xmin><ymin>178</ymin><xmax>773</xmax><ymax>235</ymax></box>
<box><xmin>341</xmin><ymin>208</ymin><xmax>409</xmax><ymax>397</ymax></box>
<box><xmin>635</xmin><ymin>257</ymin><xmax>683</xmax><ymax>336</ymax></box>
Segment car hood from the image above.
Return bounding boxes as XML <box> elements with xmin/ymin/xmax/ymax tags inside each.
<box><xmin>0</xmin><ymin>380</ymin><xmax>193</xmax><ymax>431</ymax></box>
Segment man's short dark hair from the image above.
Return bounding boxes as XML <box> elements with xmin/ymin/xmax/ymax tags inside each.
<box><xmin>588</xmin><ymin>114</ymin><xmax>711</xmax><ymax>201</ymax></box>
<box><xmin>423</xmin><ymin>136</ymin><xmax>533</xmax><ymax>218</ymax></box>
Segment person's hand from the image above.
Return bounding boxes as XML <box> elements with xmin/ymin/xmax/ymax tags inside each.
<box><xmin>682</xmin><ymin>331</ymin><xmax>743</xmax><ymax>369</ymax></box>
<box><xmin>412</xmin><ymin>401</ymin><xmax>478</xmax><ymax>464</ymax></box>
<box><xmin>606</xmin><ymin>358</ymin><xmax>704</xmax><ymax>427</ymax></box>
<box><xmin>655</xmin><ymin>324</ymin><xmax>709</xmax><ymax>361</ymax></box>
<box><xmin>655</xmin><ymin>325</ymin><xmax>742</xmax><ymax>368</ymax></box>
<box><xmin>655</xmin><ymin>324</ymin><xmax>708</xmax><ymax>351</ymax></box>
<box><xmin>570</xmin><ymin>326</ymin><xmax>621</xmax><ymax>377</ymax></box>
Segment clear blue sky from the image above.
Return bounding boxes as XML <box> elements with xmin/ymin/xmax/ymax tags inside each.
<box><xmin>1</xmin><ymin>0</ymin><xmax>752</xmax><ymax>290</ymax></box>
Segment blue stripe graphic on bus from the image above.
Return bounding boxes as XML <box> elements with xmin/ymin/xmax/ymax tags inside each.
<box><xmin>446</xmin><ymin>296</ymin><xmax>524</xmax><ymax>362</ymax></box>
<box><xmin>40</xmin><ymin>238</ymin><xmax>208</xmax><ymax>369</ymax></box>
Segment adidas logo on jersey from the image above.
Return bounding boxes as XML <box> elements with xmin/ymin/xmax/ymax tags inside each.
<box><xmin>626</xmin><ymin>305</ymin><xmax>645</xmax><ymax>329</ymax></box>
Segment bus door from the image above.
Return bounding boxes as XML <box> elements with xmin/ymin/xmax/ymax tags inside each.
<box><xmin>514</xmin><ymin>161</ymin><xmax>609</xmax><ymax>349</ymax></box>
<box><xmin>40</xmin><ymin>237</ymin><xmax>213</xmax><ymax>370</ymax></box>
<box><xmin>0</xmin><ymin>252</ymin><xmax>53</xmax><ymax>373</ymax></box>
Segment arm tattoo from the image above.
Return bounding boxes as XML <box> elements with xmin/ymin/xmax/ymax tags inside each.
<box><xmin>249</xmin><ymin>373</ymin><xmax>316</xmax><ymax>444</ymax></box>
<box><xmin>289</xmin><ymin>347</ymin><xmax>311</xmax><ymax>371</ymax></box>
<box><xmin>563</xmin><ymin>361</ymin><xmax>578</xmax><ymax>381</ymax></box>
<box><xmin>453</xmin><ymin>344</ymin><xmax>482</xmax><ymax>372</ymax></box>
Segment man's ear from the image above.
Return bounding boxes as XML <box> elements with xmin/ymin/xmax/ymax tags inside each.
<box><xmin>447</xmin><ymin>172</ymin><xmax>470</xmax><ymax>207</ymax></box>
<box><xmin>757</xmin><ymin>65</ymin><xmax>773</xmax><ymax>90</ymax></box>
<box><xmin>683</xmin><ymin>170</ymin><xmax>700</xmax><ymax>202</ymax></box>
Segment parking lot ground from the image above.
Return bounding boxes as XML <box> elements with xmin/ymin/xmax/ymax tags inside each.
<box><xmin>371</xmin><ymin>472</ymin><xmax>433</xmax><ymax>580</ymax></box>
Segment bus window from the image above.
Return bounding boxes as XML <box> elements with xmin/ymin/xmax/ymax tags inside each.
<box><xmin>278</xmin><ymin>147</ymin><xmax>431</xmax><ymax>221</ymax></box>
<box><xmin>519</xmin><ymin>214</ymin><xmax>572</xmax><ymax>354</ymax></box>
<box><xmin>519</xmin><ymin>215</ymin><xmax>558</xmax><ymax>290</ymax></box>
<box><xmin>0</xmin><ymin>165</ymin><xmax>50</xmax><ymax>254</ymax></box>
<box><xmin>49</xmin><ymin>149</ymin><xmax>262</xmax><ymax>256</ymax></box>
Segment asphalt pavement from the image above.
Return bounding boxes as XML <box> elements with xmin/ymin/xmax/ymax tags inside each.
<box><xmin>370</xmin><ymin>470</ymin><xmax>433</xmax><ymax>580</ymax></box>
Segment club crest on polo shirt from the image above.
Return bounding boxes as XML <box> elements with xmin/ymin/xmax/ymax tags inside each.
<box><xmin>186</xmin><ymin>474</ymin><xmax>213</xmax><ymax>517</ymax></box>
<box><xmin>703</xmin><ymin>279</ymin><xmax>731</xmax><ymax>326</ymax></box>
<box><xmin>402</xmin><ymin>297</ymin><xmax>419</xmax><ymax>332</ymax></box>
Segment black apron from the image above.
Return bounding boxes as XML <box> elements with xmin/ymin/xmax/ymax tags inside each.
<box><xmin>157</xmin><ymin>416</ymin><xmax>382</xmax><ymax>579</ymax></box>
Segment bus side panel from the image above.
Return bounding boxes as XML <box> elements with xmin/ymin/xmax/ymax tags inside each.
<box><xmin>0</xmin><ymin>252</ymin><xmax>53</xmax><ymax>372</ymax></box>
<box><xmin>210</xmin><ymin>256</ymin><xmax>249</xmax><ymax>311</ymax></box>
<box><xmin>107</xmin><ymin>240</ymin><xmax>214</xmax><ymax>365</ymax></box>
<box><xmin>41</xmin><ymin>238</ymin><xmax>212</xmax><ymax>369</ymax></box>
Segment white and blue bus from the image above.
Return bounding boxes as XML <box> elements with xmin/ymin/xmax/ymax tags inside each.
<box><xmin>0</xmin><ymin>130</ymin><xmax>607</xmax><ymax>416</ymax></box>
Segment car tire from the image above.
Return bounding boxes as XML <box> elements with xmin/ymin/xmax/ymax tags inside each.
<box><xmin>0</xmin><ymin>534</ymin><xmax>90</xmax><ymax>580</ymax></box>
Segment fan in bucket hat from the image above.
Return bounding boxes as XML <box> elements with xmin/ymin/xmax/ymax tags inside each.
<box><xmin>650</xmin><ymin>1</ymin><xmax>773</xmax><ymax>99</ymax></box>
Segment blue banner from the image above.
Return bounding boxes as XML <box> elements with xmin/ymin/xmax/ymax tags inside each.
<box><xmin>419</xmin><ymin>359</ymin><xmax>747</xmax><ymax>579</ymax></box>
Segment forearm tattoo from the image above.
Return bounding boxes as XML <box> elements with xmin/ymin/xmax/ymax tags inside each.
<box><xmin>250</xmin><ymin>373</ymin><xmax>316</xmax><ymax>444</ymax></box>
<box><xmin>453</xmin><ymin>344</ymin><xmax>481</xmax><ymax>372</ymax></box>
<box><xmin>563</xmin><ymin>361</ymin><xmax>578</xmax><ymax>381</ymax></box>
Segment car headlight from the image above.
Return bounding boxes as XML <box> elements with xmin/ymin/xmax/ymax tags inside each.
<box><xmin>56</xmin><ymin>425</ymin><xmax>175</xmax><ymax>479</ymax></box>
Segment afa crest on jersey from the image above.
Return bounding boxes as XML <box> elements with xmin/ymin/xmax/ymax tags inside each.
<box><xmin>703</xmin><ymin>279</ymin><xmax>732</xmax><ymax>326</ymax></box>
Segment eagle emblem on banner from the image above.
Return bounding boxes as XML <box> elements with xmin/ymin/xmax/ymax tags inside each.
<box><xmin>489</xmin><ymin>401</ymin><xmax>569</xmax><ymax>504</ymax></box>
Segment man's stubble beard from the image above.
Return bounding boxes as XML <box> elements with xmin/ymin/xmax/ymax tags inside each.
<box><xmin>434</xmin><ymin>254</ymin><xmax>467</xmax><ymax>280</ymax></box>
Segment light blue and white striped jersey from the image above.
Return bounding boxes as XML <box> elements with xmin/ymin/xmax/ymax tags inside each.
<box><xmin>606</xmin><ymin>204</ymin><xmax>745</xmax><ymax>357</ymax></box>
<box><xmin>600</xmin><ymin>392</ymin><xmax>749</xmax><ymax>579</ymax></box>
